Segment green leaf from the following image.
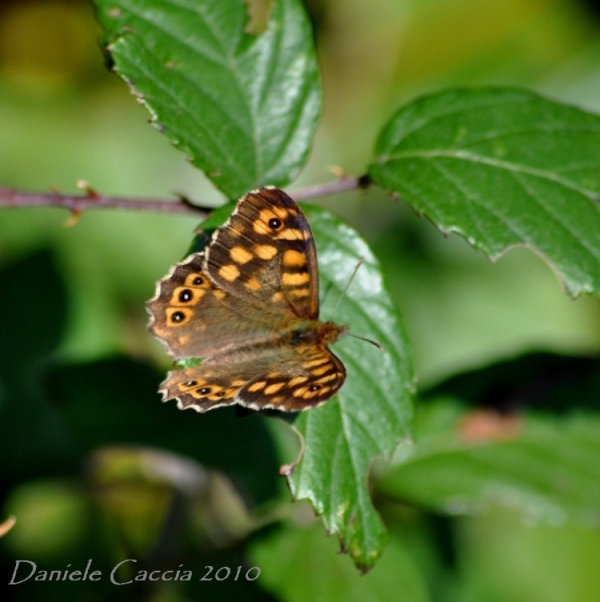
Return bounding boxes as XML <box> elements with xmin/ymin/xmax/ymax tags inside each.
<box><xmin>250</xmin><ymin>520</ymin><xmax>430</xmax><ymax>602</ymax></box>
<box><xmin>285</xmin><ymin>205</ymin><xmax>414</xmax><ymax>570</ymax></box>
<box><xmin>377</xmin><ymin>398</ymin><xmax>600</xmax><ymax>525</ymax></box>
<box><xmin>369</xmin><ymin>87</ymin><xmax>600</xmax><ymax>296</ymax></box>
<box><xmin>94</xmin><ymin>0</ymin><xmax>321</xmax><ymax>199</ymax></box>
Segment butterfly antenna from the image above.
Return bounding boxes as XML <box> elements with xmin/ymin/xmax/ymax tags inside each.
<box><xmin>332</xmin><ymin>257</ymin><xmax>385</xmax><ymax>351</ymax></box>
<box><xmin>332</xmin><ymin>257</ymin><xmax>365</xmax><ymax>318</ymax></box>
<box><xmin>349</xmin><ymin>333</ymin><xmax>384</xmax><ymax>351</ymax></box>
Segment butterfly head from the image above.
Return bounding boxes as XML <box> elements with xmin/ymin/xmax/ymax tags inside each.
<box><xmin>317</xmin><ymin>321</ymin><xmax>349</xmax><ymax>344</ymax></box>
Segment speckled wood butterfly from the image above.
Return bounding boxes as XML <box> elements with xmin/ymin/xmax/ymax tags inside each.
<box><xmin>147</xmin><ymin>187</ymin><xmax>348</xmax><ymax>412</ymax></box>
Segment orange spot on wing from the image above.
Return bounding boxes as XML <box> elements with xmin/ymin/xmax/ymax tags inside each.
<box><xmin>244</xmin><ymin>276</ymin><xmax>261</xmax><ymax>291</ymax></box>
<box><xmin>304</xmin><ymin>356</ymin><xmax>329</xmax><ymax>368</ymax></box>
<box><xmin>282</xmin><ymin>272</ymin><xmax>310</xmax><ymax>286</ymax></box>
<box><xmin>265</xmin><ymin>382</ymin><xmax>285</xmax><ymax>394</ymax></box>
<box><xmin>283</xmin><ymin>250</ymin><xmax>307</xmax><ymax>267</ymax></box>
<box><xmin>276</xmin><ymin>228</ymin><xmax>304</xmax><ymax>241</ymax></box>
<box><xmin>230</xmin><ymin>246</ymin><xmax>254</xmax><ymax>264</ymax></box>
<box><xmin>254</xmin><ymin>244</ymin><xmax>278</xmax><ymax>260</ymax></box>
<box><xmin>248</xmin><ymin>380</ymin><xmax>267</xmax><ymax>392</ymax></box>
<box><xmin>219</xmin><ymin>264</ymin><xmax>241</xmax><ymax>281</ymax></box>
<box><xmin>289</xmin><ymin>287</ymin><xmax>310</xmax><ymax>298</ymax></box>
<box><xmin>311</xmin><ymin>365</ymin><xmax>331</xmax><ymax>376</ymax></box>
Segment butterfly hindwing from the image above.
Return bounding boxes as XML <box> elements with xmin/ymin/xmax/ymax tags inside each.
<box><xmin>238</xmin><ymin>345</ymin><xmax>346</xmax><ymax>411</ymax></box>
<box><xmin>160</xmin><ymin>345</ymin><xmax>346</xmax><ymax>413</ymax></box>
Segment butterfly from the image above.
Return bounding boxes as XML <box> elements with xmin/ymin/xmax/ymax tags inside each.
<box><xmin>147</xmin><ymin>187</ymin><xmax>348</xmax><ymax>413</ymax></box>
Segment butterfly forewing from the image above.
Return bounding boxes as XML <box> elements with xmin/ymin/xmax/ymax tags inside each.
<box><xmin>147</xmin><ymin>253</ymin><xmax>288</xmax><ymax>359</ymax></box>
<box><xmin>205</xmin><ymin>188</ymin><xmax>319</xmax><ymax>320</ymax></box>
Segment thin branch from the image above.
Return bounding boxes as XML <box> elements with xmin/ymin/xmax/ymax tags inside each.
<box><xmin>291</xmin><ymin>175</ymin><xmax>369</xmax><ymax>201</ymax></box>
<box><xmin>0</xmin><ymin>175</ymin><xmax>369</xmax><ymax>217</ymax></box>
<box><xmin>0</xmin><ymin>187</ymin><xmax>211</xmax><ymax>217</ymax></box>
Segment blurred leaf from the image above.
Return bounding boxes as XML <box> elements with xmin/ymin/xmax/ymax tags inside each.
<box><xmin>181</xmin><ymin>549</ymin><xmax>278</xmax><ymax>602</ymax></box>
<box><xmin>378</xmin><ymin>398</ymin><xmax>600</xmax><ymax>525</ymax></box>
<box><xmin>284</xmin><ymin>206</ymin><xmax>414</xmax><ymax>570</ymax></box>
<box><xmin>427</xmin><ymin>351</ymin><xmax>600</xmax><ymax>414</ymax></box>
<box><xmin>369</xmin><ymin>87</ymin><xmax>600</xmax><ymax>296</ymax></box>
<box><xmin>0</xmin><ymin>249</ymin><xmax>68</xmax><ymax>375</ymax></box>
<box><xmin>45</xmin><ymin>356</ymin><xmax>280</xmax><ymax>505</ymax></box>
<box><xmin>95</xmin><ymin>0</ymin><xmax>321</xmax><ymax>199</ymax></box>
<box><xmin>250</xmin><ymin>520</ymin><xmax>430</xmax><ymax>602</ymax></box>
<box><xmin>0</xmin><ymin>250</ymin><xmax>79</xmax><ymax>483</ymax></box>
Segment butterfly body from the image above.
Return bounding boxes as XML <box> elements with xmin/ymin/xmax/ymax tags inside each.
<box><xmin>147</xmin><ymin>187</ymin><xmax>348</xmax><ymax>413</ymax></box>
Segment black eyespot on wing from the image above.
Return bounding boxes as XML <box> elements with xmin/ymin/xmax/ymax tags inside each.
<box><xmin>171</xmin><ymin>311</ymin><xmax>185</xmax><ymax>323</ymax></box>
<box><xmin>199</xmin><ymin>387</ymin><xmax>211</xmax><ymax>395</ymax></box>
<box><xmin>193</xmin><ymin>276</ymin><xmax>204</xmax><ymax>285</ymax></box>
<box><xmin>268</xmin><ymin>217</ymin><xmax>282</xmax><ymax>229</ymax></box>
<box><xmin>179</xmin><ymin>289</ymin><xmax>193</xmax><ymax>302</ymax></box>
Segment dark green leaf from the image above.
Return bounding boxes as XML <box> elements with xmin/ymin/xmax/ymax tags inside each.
<box><xmin>45</xmin><ymin>356</ymin><xmax>280</xmax><ymax>505</ymax></box>
<box><xmin>426</xmin><ymin>351</ymin><xmax>600</xmax><ymax>414</ymax></box>
<box><xmin>95</xmin><ymin>0</ymin><xmax>321</xmax><ymax>198</ymax></box>
<box><xmin>284</xmin><ymin>206</ymin><xmax>414</xmax><ymax>570</ymax></box>
<box><xmin>369</xmin><ymin>88</ymin><xmax>600</xmax><ymax>296</ymax></box>
<box><xmin>0</xmin><ymin>250</ymin><xmax>79</xmax><ymax>482</ymax></box>
<box><xmin>0</xmin><ymin>249</ymin><xmax>68</xmax><ymax>376</ymax></box>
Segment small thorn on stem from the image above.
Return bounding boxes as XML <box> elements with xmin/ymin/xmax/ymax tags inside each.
<box><xmin>76</xmin><ymin>179</ymin><xmax>99</xmax><ymax>199</ymax></box>
<box><xmin>63</xmin><ymin>208</ymin><xmax>83</xmax><ymax>227</ymax></box>
<box><xmin>327</xmin><ymin>165</ymin><xmax>347</xmax><ymax>179</ymax></box>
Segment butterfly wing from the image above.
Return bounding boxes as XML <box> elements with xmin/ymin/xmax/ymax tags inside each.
<box><xmin>158</xmin><ymin>355</ymin><xmax>275</xmax><ymax>412</ymax></box>
<box><xmin>147</xmin><ymin>252</ymin><xmax>288</xmax><ymax>359</ymax></box>
<box><xmin>204</xmin><ymin>188</ymin><xmax>319</xmax><ymax>320</ymax></box>
<box><xmin>160</xmin><ymin>344</ymin><xmax>345</xmax><ymax>413</ymax></box>
<box><xmin>238</xmin><ymin>345</ymin><xmax>346</xmax><ymax>411</ymax></box>
<box><xmin>149</xmin><ymin>187</ymin><xmax>348</xmax><ymax>413</ymax></box>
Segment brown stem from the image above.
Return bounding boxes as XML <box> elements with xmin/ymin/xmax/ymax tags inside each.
<box><xmin>292</xmin><ymin>175</ymin><xmax>370</xmax><ymax>201</ymax></box>
<box><xmin>0</xmin><ymin>186</ymin><xmax>211</xmax><ymax>217</ymax></box>
<box><xmin>0</xmin><ymin>175</ymin><xmax>369</xmax><ymax>216</ymax></box>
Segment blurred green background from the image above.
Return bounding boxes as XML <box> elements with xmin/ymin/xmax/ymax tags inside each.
<box><xmin>1</xmin><ymin>0</ymin><xmax>600</xmax><ymax>600</ymax></box>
